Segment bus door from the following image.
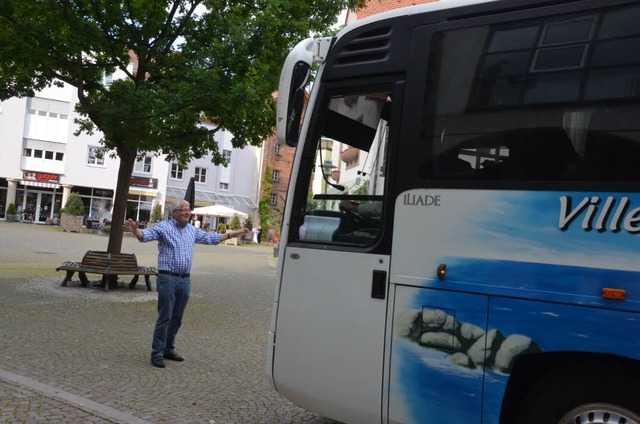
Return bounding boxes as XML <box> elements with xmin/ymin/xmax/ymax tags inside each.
<box><xmin>388</xmin><ymin>195</ymin><xmax>490</xmax><ymax>424</ymax></box>
<box><xmin>271</xmin><ymin>85</ymin><xmax>399</xmax><ymax>424</ymax></box>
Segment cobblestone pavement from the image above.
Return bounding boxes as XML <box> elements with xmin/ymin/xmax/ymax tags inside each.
<box><xmin>0</xmin><ymin>222</ymin><xmax>340</xmax><ymax>424</ymax></box>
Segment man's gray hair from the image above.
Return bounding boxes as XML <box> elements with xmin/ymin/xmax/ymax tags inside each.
<box><xmin>172</xmin><ymin>200</ymin><xmax>190</xmax><ymax>212</ymax></box>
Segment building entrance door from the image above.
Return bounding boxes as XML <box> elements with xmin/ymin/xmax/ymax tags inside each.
<box><xmin>21</xmin><ymin>190</ymin><xmax>56</xmax><ymax>223</ymax></box>
<box><xmin>37</xmin><ymin>193</ymin><xmax>53</xmax><ymax>223</ymax></box>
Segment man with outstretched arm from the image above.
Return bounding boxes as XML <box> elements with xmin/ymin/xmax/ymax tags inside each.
<box><xmin>123</xmin><ymin>200</ymin><xmax>250</xmax><ymax>368</ymax></box>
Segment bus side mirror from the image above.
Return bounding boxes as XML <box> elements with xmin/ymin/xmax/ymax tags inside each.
<box><xmin>284</xmin><ymin>61</ymin><xmax>310</xmax><ymax>147</ymax></box>
<box><xmin>276</xmin><ymin>37</ymin><xmax>331</xmax><ymax>147</ymax></box>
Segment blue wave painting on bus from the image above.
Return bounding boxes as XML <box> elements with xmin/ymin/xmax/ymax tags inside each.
<box><xmin>389</xmin><ymin>189</ymin><xmax>640</xmax><ymax>424</ymax></box>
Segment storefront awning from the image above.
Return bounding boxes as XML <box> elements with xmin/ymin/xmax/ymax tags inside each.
<box><xmin>166</xmin><ymin>187</ymin><xmax>257</xmax><ymax>209</ymax></box>
<box><xmin>129</xmin><ymin>188</ymin><xmax>159</xmax><ymax>197</ymax></box>
<box><xmin>20</xmin><ymin>180</ymin><xmax>61</xmax><ymax>189</ymax></box>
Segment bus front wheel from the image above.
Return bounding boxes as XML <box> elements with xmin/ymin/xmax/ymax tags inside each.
<box><xmin>515</xmin><ymin>371</ymin><xmax>640</xmax><ymax>424</ymax></box>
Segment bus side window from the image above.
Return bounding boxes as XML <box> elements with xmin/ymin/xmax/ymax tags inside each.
<box><xmin>294</xmin><ymin>91</ymin><xmax>392</xmax><ymax>246</ymax></box>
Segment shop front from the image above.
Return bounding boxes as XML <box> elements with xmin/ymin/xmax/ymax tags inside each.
<box><xmin>128</xmin><ymin>176</ymin><xmax>158</xmax><ymax>225</ymax></box>
<box><xmin>16</xmin><ymin>172</ymin><xmax>62</xmax><ymax>223</ymax></box>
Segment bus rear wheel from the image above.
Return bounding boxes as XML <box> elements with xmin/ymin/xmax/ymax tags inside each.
<box><xmin>559</xmin><ymin>404</ymin><xmax>640</xmax><ymax>424</ymax></box>
<box><xmin>514</xmin><ymin>370</ymin><xmax>640</xmax><ymax>424</ymax></box>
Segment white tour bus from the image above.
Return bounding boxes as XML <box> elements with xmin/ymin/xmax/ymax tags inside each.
<box><xmin>267</xmin><ymin>0</ymin><xmax>640</xmax><ymax>423</ymax></box>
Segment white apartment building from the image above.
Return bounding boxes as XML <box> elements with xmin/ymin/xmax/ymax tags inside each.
<box><xmin>0</xmin><ymin>81</ymin><xmax>260</xmax><ymax>226</ymax></box>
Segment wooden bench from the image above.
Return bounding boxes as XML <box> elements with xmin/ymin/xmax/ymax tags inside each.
<box><xmin>56</xmin><ymin>250</ymin><xmax>157</xmax><ymax>292</ymax></box>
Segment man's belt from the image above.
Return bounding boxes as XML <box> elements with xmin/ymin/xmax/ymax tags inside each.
<box><xmin>158</xmin><ymin>270</ymin><xmax>190</xmax><ymax>278</ymax></box>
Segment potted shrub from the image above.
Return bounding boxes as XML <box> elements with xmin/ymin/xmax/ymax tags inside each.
<box><xmin>225</xmin><ymin>214</ymin><xmax>243</xmax><ymax>245</ymax></box>
<box><xmin>5</xmin><ymin>203</ymin><xmax>17</xmax><ymax>222</ymax></box>
<box><xmin>150</xmin><ymin>203</ymin><xmax>163</xmax><ymax>223</ymax></box>
<box><xmin>53</xmin><ymin>208</ymin><xmax>64</xmax><ymax>225</ymax></box>
<box><xmin>60</xmin><ymin>192</ymin><xmax>85</xmax><ymax>232</ymax></box>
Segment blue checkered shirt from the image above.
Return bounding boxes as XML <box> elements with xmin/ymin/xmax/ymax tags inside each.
<box><xmin>140</xmin><ymin>218</ymin><xmax>222</xmax><ymax>274</ymax></box>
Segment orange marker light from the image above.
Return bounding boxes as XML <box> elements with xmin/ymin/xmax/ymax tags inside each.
<box><xmin>437</xmin><ymin>264</ymin><xmax>446</xmax><ymax>281</ymax></box>
<box><xmin>602</xmin><ymin>288</ymin><xmax>626</xmax><ymax>301</ymax></box>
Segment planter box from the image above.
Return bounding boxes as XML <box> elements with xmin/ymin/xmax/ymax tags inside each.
<box><xmin>61</xmin><ymin>214</ymin><xmax>83</xmax><ymax>233</ymax></box>
<box><xmin>224</xmin><ymin>237</ymin><xmax>239</xmax><ymax>246</ymax></box>
<box><xmin>5</xmin><ymin>214</ymin><xmax>18</xmax><ymax>222</ymax></box>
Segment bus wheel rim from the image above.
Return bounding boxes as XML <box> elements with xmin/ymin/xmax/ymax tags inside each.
<box><xmin>560</xmin><ymin>403</ymin><xmax>640</xmax><ymax>424</ymax></box>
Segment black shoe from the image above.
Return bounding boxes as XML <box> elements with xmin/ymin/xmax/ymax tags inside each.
<box><xmin>151</xmin><ymin>356</ymin><xmax>165</xmax><ymax>368</ymax></box>
<box><xmin>163</xmin><ymin>352</ymin><xmax>184</xmax><ymax>362</ymax></box>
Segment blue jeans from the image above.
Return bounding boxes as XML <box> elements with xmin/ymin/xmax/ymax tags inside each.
<box><xmin>151</xmin><ymin>273</ymin><xmax>190</xmax><ymax>358</ymax></box>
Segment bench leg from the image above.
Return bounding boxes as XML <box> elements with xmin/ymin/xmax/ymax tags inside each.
<box><xmin>145</xmin><ymin>275</ymin><xmax>152</xmax><ymax>291</ymax></box>
<box><xmin>129</xmin><ymin>275</ymin><xmax>139</xmax><ymax>290</ymax></box>
<box><xmin>61</xmin><ymin>271</ymin><xmax>75</xmax><ymax>287</ymax></box>
<box><xmin>79</xmin><ymin>272</ymin><xmax>90</xmax><ymax>287</ymax></box>
<box><xmin>103</xmin><ymin>274</ymin><xmax>109</xmax><ymax>292</ymax></box>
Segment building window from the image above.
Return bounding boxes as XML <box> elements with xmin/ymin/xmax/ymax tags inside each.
<box><xmin>220</xmin><ymin>150</ymin><xmax>232</xmax><ymax>187</ymax></box>
<box><xmin>220</xmin><ymin>182</ymin><xmax>229</xmax><ymax>190</ymax></box>
<box><xmin>23</xmin><ymin>146</ymin><xmax>64</xmax><ymax>162</ymax></box>
<box><xmin>87</xmin><ymin>146</ymin><xmax>105</xmax><ymax>166</ymax></box>
<box><xmin>270</xmin><ymin>193</ymin><xmax>277</xmax><ymax>206</ymax></box>
<box><xmin>134</xmin><ymin>155</ymin><xmax>153</xmax><ymax>174</ymax></box>
<box><xmin>170</xmin><ymin>163</ymin><xmax>183</xmax><ymax>180</ymax></box>
<box><xmin>274</xmin><ymin>144</ymin><xmax>281</xmax><ymax>155</ymax></box>
<box><xmin>272</xmin><ymin>169</ymin><xmax>280</xmax><ymax>181</ymax></box>
<box><xmin>195</xmin><ymin>167</ymin><xmax>207</xmax><ymax>183</ymax></box>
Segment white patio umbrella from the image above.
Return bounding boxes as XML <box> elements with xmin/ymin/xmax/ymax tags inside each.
<box><xmin>191</xmin><ymin>204</ymin><xmax>248</xmax><ymax>219</ymax></box>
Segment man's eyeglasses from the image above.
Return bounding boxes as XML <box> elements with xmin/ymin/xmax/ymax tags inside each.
<box><xmin>174</xmin><ymin>208</ymin><xmax>190</xmax><ymax>212</ymax></box>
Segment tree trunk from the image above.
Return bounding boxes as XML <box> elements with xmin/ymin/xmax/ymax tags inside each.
<box><xmin>107</xmin><ymin>146</ymin><xmax>137</xmax><ymax>255</ymax></box>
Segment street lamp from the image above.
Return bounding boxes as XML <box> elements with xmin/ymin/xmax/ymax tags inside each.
<box><xmin>320</xmin><ymin>160</ymin><xmax>337</xmax><ymax>208</ymax></box>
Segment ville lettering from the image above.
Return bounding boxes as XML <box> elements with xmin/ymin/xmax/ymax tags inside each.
<box><xmin>559</xmin><ymin>195</ymin><xmax>640</xmax><ymax>233</ymax></box>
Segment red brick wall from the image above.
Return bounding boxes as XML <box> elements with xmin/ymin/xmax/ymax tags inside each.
<box><xmin>261</xmin><ymin>133</ymin><xmax>295</xmax><ymax>210</ymax></box>
<box><xmin>355</xmin><ymin>0</ymin><xmax>438</xmax><ymax>20</ymax></box>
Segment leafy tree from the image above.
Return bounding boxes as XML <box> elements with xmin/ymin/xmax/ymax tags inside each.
<box><xmin>0</xmin><ymin>0</ymin><xmax>365</xmax><ymax>253</ymax></box>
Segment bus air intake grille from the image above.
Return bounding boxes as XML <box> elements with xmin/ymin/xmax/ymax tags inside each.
<box><xmin>334</xmin><ymin>26</ymin><xmax>392</xmax><ymax>66</ymax></box>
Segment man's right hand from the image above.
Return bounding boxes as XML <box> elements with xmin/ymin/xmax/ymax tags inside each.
<box><xmin>123</xmin><ymin>218</ymin><xmax>138</xmax><ymax>232</ymax></box>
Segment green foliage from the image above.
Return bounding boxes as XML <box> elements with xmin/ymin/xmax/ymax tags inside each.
<box><xmin>6</xmin><ymin>203</ymin><xmax>16</xmax><ymax>215</ymax></box>
<box><xmin>100</xmin><ymin>225</ymin><xmax>111</xmax><ymax>234</ymax></box>
<box><xmin>245</xmin><ymin>214</ymin><xmax>253</xmax><ymax>231</ymax></box>
<box><xmin>217</xmin><ymin>223</ymin><xmax>227</xmax><ymax>233</ymax></box>
<box><xmin>259</xmin><ymin>166</ymin><xmax>274</xmax><ymax>240</ymax></box>
<box><xmin>57</xmin><ymin>208</ymin><xmax>64</xmax><ymax>219</ymax></box>
<box><xmin>0</xmin><ymin>0</ymin><xmax>366</xmax><ymax>252</ymax></box>
<box><xmin>230</xmin><ymin>214</ymin><xmax>241</xmax><ymax>230</ymax></box>
<box><xmin>306</xmin><ymin>189</ymin><xmax>320</xmax><ymax>211</ymax></box>
<box><xmin>151</xmin><ymin>203</ymin><xmax>163</xmax><ymax>222</ymax></box>
<box><xmin>352</xmin><ymin>179</ymin><xmax>369</xmax><ymax>195</ymax></box>
<box><xmin>64</xmin><ymin>192</ymin><xmax>85</xmax><ymax>216</ymax></box>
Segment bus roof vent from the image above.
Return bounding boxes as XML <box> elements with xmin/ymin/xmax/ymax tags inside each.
<box><xmin>334</xmin><ymin>26</ymin><xmax>392</xmax><ymax>66</ymax></box>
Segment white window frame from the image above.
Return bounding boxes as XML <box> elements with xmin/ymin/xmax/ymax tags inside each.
<box><xmin>87</xmin><ymin>146</ymin><xmax>105</xmax><ymax>166</ymax></box>
<box><xmin>134</xmin><ymin>155</ymin><xmax>153</xmax><ymax>174</ymax></box>
<box><xmin>170</xmin><ymin>163</ymin><xmax>184</xmax><ymax>180</ymax></box>
<box><xmin>195</xmin><ymin>167</ymin><xmax>207</xmax><ymax>183</ymax></box>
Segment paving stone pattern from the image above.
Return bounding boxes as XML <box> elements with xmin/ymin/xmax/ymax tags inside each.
<box><xmin>0</xmin><ymin>222</ymin><xmax>340</xmax><ymax>424</ymax></box>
